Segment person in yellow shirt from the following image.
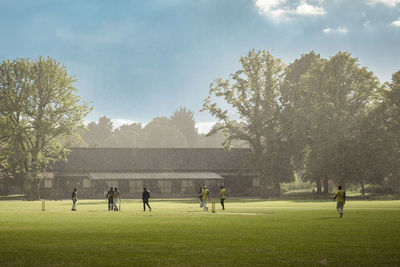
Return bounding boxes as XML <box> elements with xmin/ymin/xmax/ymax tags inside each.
<box><xmin>334</xmin><ymin>185</ymin><xmax>346</xmax><ymax>218</ymax></box>
<box><xmin>113</xmin><ymin>187</ymin><xmax>121</xmax><ymax>211</ymax></box>
<box><xmin>201</xmin><ymin>186</ymin><xmax>210</xmax><ymax>212</ymax></box>
<box><xmin>220</xmin><ymin>185</ymin><xmax>226</xmax><ymax>210</ymax></box>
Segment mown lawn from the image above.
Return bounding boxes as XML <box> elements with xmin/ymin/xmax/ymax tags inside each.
<box><xmin>0</xmin><ymin>199</ymin><xmax>399</xmax><ymax>266</ymax></box>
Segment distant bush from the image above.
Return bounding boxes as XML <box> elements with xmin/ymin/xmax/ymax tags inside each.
<box><xmin>364</xmin><ymin>186</ymin><xmax>393</xmax><ymax>194</ymax></box>
<box><xmin>281</xmin><ymin>174</ymin><xmax>314</xmax><ymax>193</ymax></box>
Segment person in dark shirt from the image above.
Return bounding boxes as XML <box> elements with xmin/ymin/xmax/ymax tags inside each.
<box><xmin>220</xmin><ymin>185</ymin><xmax>226</xmax><ymax>210</ymax></box>
<box><xmin>106</xmin><ymin>187</ymin><xmax>114</xmax><ymax>211</ymax></box>
<box><xmin>71</xmin><ymin>188</ymin><xmax>77</xmax><ymax>211</ymax></box>
<box><xmin>142</xmin><ymin>187</ymin><xmax>151</xmax><ymax>212</ymax></box>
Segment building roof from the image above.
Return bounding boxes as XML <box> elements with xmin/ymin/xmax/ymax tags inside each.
<box><xmin>88</xmin><ymin>172</ymin><xmax>223</xmax><ymax>180</ymax></box>
<box><xmin>52</xmin><ymin>148</ymin><xmax>253</xmax><ymax>173</ymax></box>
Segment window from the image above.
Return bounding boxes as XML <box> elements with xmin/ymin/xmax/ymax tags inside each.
<box><xmin>106</xmin><ymin>180</ymin><xmax>119</xmax><ymax>188</ymax></box>
<box><xmin>44</xmin><ymin>179</ymin><xmax>53</xmax><ymax>188</ymax></box>
<box><xmin>129</xmin><ymin>180</ymin><xmax>143</xmax><ymax>193</ymax></box>
<box><xmin>252</xmin><ymin>177</ymin><xmax>261</xmax><ymax>187</ymax></box>
<box><xmin>158</xmin><ymin>180</ymin><xmax>171</xmax><ymax>194</ymax></box>
<box><xmin>208</xmin><ymin>180</ymin><xmax>217</xmax><ymax>186</ymax></box>
<box><xmin>83</xmin><ymin>178</ymin><xmax>91</xmax><ymax>188</ymax></box>
<box><xmin>181</xmin><ymin>180</ymin><xmax>194</xmax><ymax>193</ymax></box>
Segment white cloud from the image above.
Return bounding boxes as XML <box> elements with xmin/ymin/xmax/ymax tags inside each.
<box><xmin>254</xmin><ymin>0</ymin><xmax>292</xmax><ymax>21</ymax></box>
<box><xmin>111</xmin><ymin>118</ymin><xmax>137</xmax><ymax>129</ymax></box>
<box><xmin>391</xmin><ymin>17</ymin><xmax>400</xmax><ymax>27</ymax></box>
<box><xmin>195</xmin><ymin>121</ymin><xmax>217</xmax><ymax>134</ymax></box>
<box><xmin>254</xmin><ymin>0</ymin><xmax>326</xmax><ymax>21</ymax></box>
<box><xmin>322</xmin><ymin>26</ymin><xmax>348</xmax><ymax>34</ymax></box>
<box><xmin>296</xmin><ymin>1</ymin><xmax>326</xmax><ymax>16</ymax></box>
<box><xmin>269</xmin><ymin>8</ymin><xmax>295</xmax><ymax>20</ymax></box>
<box><xmin>367</xmin><ymin>0</ymin><xmax>400</xmax><ymax>7</ymax></box>
<box><xmin>323</xmin><ymin>27</ymin><xmax>332</xmax><ymax>33</ymax></box>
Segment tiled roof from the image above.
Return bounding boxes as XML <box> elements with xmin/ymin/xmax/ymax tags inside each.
<box><xmin>52</xmin><ymin>148</ymin><xmax>253</xmax><ymax>172</ymax></box>
<box><xmin>88</xmin><ymin>172</ymin><xmax>223</xmax><ymax>180</ymax></box>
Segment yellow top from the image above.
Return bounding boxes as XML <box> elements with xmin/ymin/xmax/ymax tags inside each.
<box><xmin>335</xmin><ymin>190</ymin><xmax>345</xmax><ymax>202</ymax></box>
<box><xmin>220</xmin><ymin>188</ymin><xmax>226</xmax><ymax>199</ymax></box>
<box><xmin>201</xmin><ymin>189</ymin><xmax>209</xmax><ymax>201</ymax></box>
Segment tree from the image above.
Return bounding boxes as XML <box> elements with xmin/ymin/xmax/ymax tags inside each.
<box><xmin>280</xmin><ymin>51</ymin><xmax>322</xmax><ymax>187</ymax></box>
<box><xmin>170</xmin><ymin>107</ymin><xmax>198</xmax><ymax>147</ymax></box>
<box><xmin>0</xmin><ymin>57</ymin><xmax>91</xmax><ymax>198</ymax></box>
<box><xmin>107</xmin><ymin>123</ymin><xmax>143</xmax><ymax>147</ymax></box>
<box><xmin>202</xmin><ymin>49</ymin><xmax>294</xmax><ymax>196</ymax></box>
<box><xmin>81</xmin><ymin>116</ymin><xmax>113</xmax><ymax>147</ymax></box>
<box><xmin>299</xmin><ymin>52</ymin><xmax>379</xmax><ymax>193</ymax></box>
<box><xmin>142</xmin><ymin>117</ymin><xmax>188</xmax><ymax>148</ymax></box>
<box><xmin>381</xmin><ymin>70</ymin><xmax>400</xmax><ymax>142</ymax></box>
<box><xmin>375</xmin><ymin>70</ymin><xmax>400</xmax><ymax>193</ymax></box>
<box><xmin>341</xmin><ymin>113</ymin><xmax>394</xmax><ymax>194</ymax></box>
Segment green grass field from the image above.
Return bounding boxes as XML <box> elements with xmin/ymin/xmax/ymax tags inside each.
<box><xmin>0</xmin><ymin>199</ymin><xmax>399</xmax><ymax>266</ymax></box>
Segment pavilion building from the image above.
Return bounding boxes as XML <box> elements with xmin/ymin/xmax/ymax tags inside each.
<box><xmin>41</xmin><ymin>147</ymin><xmax>261</xmax><ymax>199</ymax></box>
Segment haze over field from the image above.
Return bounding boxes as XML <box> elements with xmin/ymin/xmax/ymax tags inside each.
<box><xmin>1</xmin><ymin>0</ymin><xmax>400</xmax><ymax>132</ymax></box>
<box><xmin>1</xmin><ymin>3</ymin><xmax>400</xmax><ymax>265</ymax></box>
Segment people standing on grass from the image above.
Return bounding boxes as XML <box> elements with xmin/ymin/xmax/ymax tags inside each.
<box><xmin>106</xmin><ymin>187</ymin><xmax>114</xmax><ymax>211</ymax></box>
<box><xmin>142</xmin><ymin>187</ymin><xmax>151</xmax><ymax>211</ymax></box>
<box><xmin>220</xmin><ymin>185</ymin><xmax>226</xmax><ymax>210</ymax></box>
<box><xmin>198</xmin><ymin>186</ymin><xmax>203</xmax><ymax>207</ymax></box>
<box><xmin>71</xmin><ymin>188</ymin><xmax>77</xmax><ymax>211</ymax></box>
<box><xmin>201</xmin><ymin>186</ymin><xmax>210</xmax><ymax>211</ymax></box>
<box><xmin>334</xmin><ymin>185</ymin><xmax>346</xmax><ymax>218</ymax></box>
<box><xmin>113</xmin><ymin>187</ymin><xmax>121</xmax><ymax>211</ymax></box>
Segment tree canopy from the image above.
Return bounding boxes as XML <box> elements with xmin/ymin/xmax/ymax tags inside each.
<box><xmin>0</xmin><ymin>57</ymin><xmax>91</xmax><ymax>198</ymax></box>
<box><xmin>202</xmin><ymin>49</ymin><xmax>399</xmax><ymax>195</ymax></box>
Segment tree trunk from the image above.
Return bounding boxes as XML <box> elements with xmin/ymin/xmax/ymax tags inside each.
<box><xmin>323</xmin><ymin>177</ymin><xmax>329</xmax><ymax>195</ymax></box>
<box><xmin>16</xmin><ymin>174</ymin><xmax>25</xmax><ymax>194</ymax></box>
<box><xmin>2</xmin><ymin>177</ymin><xmax>9</xmax><ymax>195</ymax></box>
<box><xmin>24</xmin><ymin>177</ymin><xmax>41</xmax><ymax>201</ymax></box>
<box><xmin>273</xmin><ymin>180</ymin><xmax>281</xmax><ymax>197</ymax></box>
<box><xmin>361</xmin><ymin>181</ymin><xmax>365</xmax><ymax>195</ymax></box>
<box><xmin>316</xmin><ymin>178</ymin><xmax>322</xmax><ymax>194</ymax></box>
<box><xmin>260</xmin><ymin>175</ymin><xmax>269</xmax><ymax>198</ymax></box>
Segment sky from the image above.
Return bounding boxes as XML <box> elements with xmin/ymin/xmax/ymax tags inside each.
<box><xmin>1</xmin><ymin>0</ymin><xmax>400</xmax><ymax>133</ymax></box>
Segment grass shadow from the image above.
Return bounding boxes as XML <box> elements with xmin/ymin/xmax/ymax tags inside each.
<box><xmin>316</xmin><ymin>217</ymin><xmax>338</xmax><ymax>220</ymax></box>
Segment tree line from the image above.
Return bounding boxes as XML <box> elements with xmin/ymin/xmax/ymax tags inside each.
<box><xmin>1</xmin><ymin>51</ymin><xmax>399</xmax><ymax>198</ymax></box>
<box><xmin>79</xmin><ymin>107</ymin><xmax>246</xmax><ymax>149</ymax></box>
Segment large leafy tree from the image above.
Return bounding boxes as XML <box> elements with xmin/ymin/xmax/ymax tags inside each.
<box><xmin>376</xmin><ymin>70</ymin><xmax>400</xmax><ymax>192</ymax></box>
<box><xmin>300</xmin><ymin>52</ymin><xmax>379</xmax><ymax>192</ymax></box>
<box><xmin>341</xmin><ymin>112</ymin><xmax>394</xmax><ymax>194</ymax></box>
<box><xmin>381</xmin><ymin>70</ymin><xmax>400</xmax><ymax>143</ymax></box>
<box><xmin>202</xmin><ymin>49</ymin><xmax>294</xmax><ymax>196</ymax></box>
<box><xmin>170</xmin><ymin>107</ymin><xmax>198</xmax><ymax>147</ymax></box>
<box><xmin>280</xmin><ymin>51</ymin><xmax>321</xmax><ymax>179</ymax></box>
<box><xmin>0</xmin><ymin>57</ymin><xmax>91</xmax><ymax>198</ymax></box>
